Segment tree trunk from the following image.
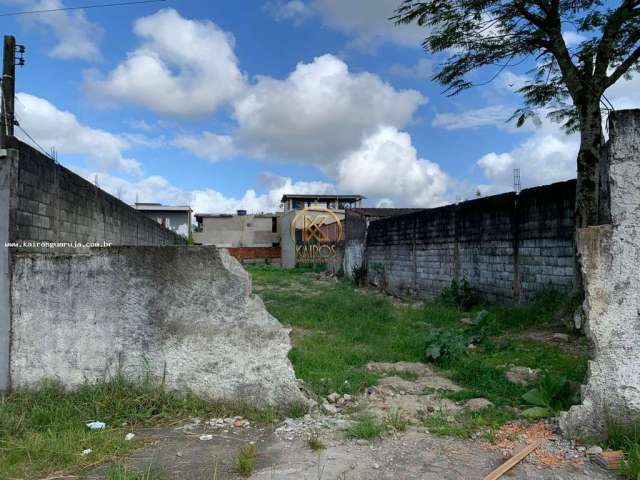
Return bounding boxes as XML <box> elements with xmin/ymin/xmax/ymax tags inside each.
<box><xmin>575</xmin><ymin>102</ymin><xmax>605</xmax><ymax>228</ymax></box>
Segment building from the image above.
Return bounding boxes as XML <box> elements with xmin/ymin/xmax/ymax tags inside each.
<box><xmin>133</xmin><ymin>203</ymin><xmax>192</xmax><ymax>238</ymax></box>
<box><xmin>193</xmin><ymin>210</ymin><xmax>280</xmax><ymax>248</ymax></box>
<box><xmin>281</xmin><ymin>194</ymin><xmax>364</xmax><ymax>212</ymax></box>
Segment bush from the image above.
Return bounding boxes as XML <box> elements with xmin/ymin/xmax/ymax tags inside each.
<box><xmin>352</xmin><ymin>264</ymin><xmax>368</xmax><ymax>287</ymax></box>
<box><xmin>440</xmin><ymin>279</ymin><xmax>479</xmax><ymax>311</ymax></box>
<box><xmin>424</xmin><ymin>329</ymin><xmax>470</xmax><ymax>363</ymax></box>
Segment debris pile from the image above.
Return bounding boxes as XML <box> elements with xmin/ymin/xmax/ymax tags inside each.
<box><xmin>275</xmin><ymin>414</ymin><xmax>351</xmax><ymax>441</ymax></box>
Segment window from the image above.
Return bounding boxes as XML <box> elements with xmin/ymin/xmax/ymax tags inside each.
<box><xmin>272</xmin><ymin>217</ymin><xmax>278</xmax><ymax>233</ymax></box>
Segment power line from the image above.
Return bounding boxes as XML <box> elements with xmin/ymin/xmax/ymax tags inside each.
<box><xmin>0</xmin><ymin>0</ymin><xmax>166</xmax><ymax>18</ymax></box>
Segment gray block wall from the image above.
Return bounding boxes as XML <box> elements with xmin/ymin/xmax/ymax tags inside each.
<box><xmin>1</xmin><ymin>140</ymin><xmax>186</xmax><ymax>391</ymax></box>
<box><xmin>7</xmin><ymin>139</ymin><xmax>186</xmax><ymax>249</ymax></box>
<box><xmin>365</xmin><ymin>180</ymin><xmax>576</xmax><ymax>302</ymax></box>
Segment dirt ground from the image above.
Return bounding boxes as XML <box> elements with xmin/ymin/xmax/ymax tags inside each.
<box><xmin>85</xmin><ymin>417</ymin><xmax>616</xmax><ymax>480</ymax></box>
<box><xmin>85</xmin><ymin>361</ymin><xmax>618</xmax><ymax>480</ymax></box>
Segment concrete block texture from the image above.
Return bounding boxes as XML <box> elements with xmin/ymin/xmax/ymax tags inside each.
<box><xmin>561</xmin><ymin>110</ymin><xmax>640</xmax><ymax>438</ymax></box>
<box><xmin>9</xmin><ymin>246</ymin><xmax>304</xmax><ymax>407</ymax></box>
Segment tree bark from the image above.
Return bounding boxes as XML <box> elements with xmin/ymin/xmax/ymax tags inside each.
<box><xmin>575</xmin><ymin>101</ymin><xmax>605</xmax><ymax>228</ymax></box>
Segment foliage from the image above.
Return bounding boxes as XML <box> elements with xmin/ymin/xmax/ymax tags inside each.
<box><xmin>521</xmin><ymin>376</ymin><xmax>580</xmax><ymax>419</ymax></box>
<box><xmin>249</xmin><ymin>266</ymin><xmax>588</xmax><ymax>438</ymax></box>
<box><xmin>393</xmin><ymin>1</ymin><xmax>640</xmax><ymax>130</ymax></box>
<box><xmin>440</xmin><ymin>279</ymin><xmax>479</xmax><ymax>311</ymax></box>
<box><xmin>308</xmin><ymin>431</ymin><xmax>326</xmax><ymax>451</ymax></box>
<box><xmin>385</xmin><ymin>409</ymin><xmax>409</xmax><ymax>432</ymax></box>
<box><xmin>348</xmin><ymin>414</ymin><xmax>386</xmax><ymax>439</ymax></box>
<box><xmin>0</xmin><ymin>376</ymin><xmax>296</xmax><ymax>479</ymax></box>
<box><xmin>606</xmin><ymin>419</ymin><xmax>640</xmax><ymax>479</ymax></box>
<box><xmin>106</xmin><ymin>464</ymin><xmax>165</xmax><ymax>480</ymax></box>
<box><xmin>237</xmin><ymin>443</ymin><xmax>258</xmax><ymax>477</ymax></box>
<box><xmin>352</xmin><ymin>264</ymin><xmax>368</xmax><ymax>287</ymax></box>
<box><xmin>424</xmin><ymin>328</ymin><xmax>471</xmax><ymax>363</ymax></box>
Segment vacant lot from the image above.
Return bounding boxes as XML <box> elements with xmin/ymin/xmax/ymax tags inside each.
<box><xmin>250</xmin><ymin>265</ymin><xmax>588</xmax><ymax>434</ymax></box>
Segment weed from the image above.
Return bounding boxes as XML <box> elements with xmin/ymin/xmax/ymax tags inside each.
<box><xmin>423</xmin><ymin>407</ymin><xmax>513</xmax><ymax>439</ymax></box>
<box><xmin>352</xmin><ymin>264</ymin><xmax>368</xmax><ymax>287</ymax></box>
<box><xmin>384</xmin><ymin>409</ymin><xmax>409</xmax><ymax>432</ymax></box>
<box><xmin>237</xmin><ymin>443</ymin><xmax>257</xmax><ymax>477</ymax></box>
<box><xmin>348</xmin><ymin>414</ymin><xmax>385</xmax><ymax>439</ymax></box>
<box><xmin>0</xmin><ymin>376</ymin><xmax>287</xmax><ymax>479</ymax></box>
<box><xmin>308</xmin><ymin>431</ymin><xmax>326</xmax><ymax>451</ymax></box>
<box><xmin>440</xmin><ymin>279</ymin><xmax>479</xmax><ymax>311</ymax></box>
<box><xmin>106</xmin><ymin>464</ymin><xmax>165</xmax><ymax>480</ymax></box>
<box><xmin>424</xmin><ymin>329</ymin><xmax>470</xmax><ymax>363</ymax></box>
<box><xmin>520</xmin><ymin>376</ymin><xmax>579</xmax><ymax>419</ymax></box>
<box><xmin>605</xmin><ymin>418</ymin><xmax>640</xmax><ymax>480</ymax></box>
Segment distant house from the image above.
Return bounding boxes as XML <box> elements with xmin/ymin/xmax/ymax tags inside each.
<box><xmin>280</xmin><ymin>194</ymin><xmax>364</xmax><ymax>212</ymax></box>
<box><xmin>193</xmin><ymin>210</ymin><xmax>280</xmax><ymax>248</ymax></box>
<box><xmin>133</xmin><ymin>203</ymin><xmax>192</xmax><ymax>238</ymax></box>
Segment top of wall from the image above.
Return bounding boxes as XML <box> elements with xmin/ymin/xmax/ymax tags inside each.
<box><xmin>6</xmin><ymin>138</ymin><xmax>186</xmax><ymax>247</ymax></box>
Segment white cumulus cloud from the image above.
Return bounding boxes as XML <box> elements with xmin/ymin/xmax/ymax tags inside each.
<box><xmin>232</xmin><ymin>54</ymin><xmax>426</xmax><ymax>165</ymax></box>
<box><xmin>338</xmin><ymin>126</ymin><xmax>449</xmax><ymax>207</ymax></box>
<box><xmin>174</xmin><ymin>132</ymin><xmax>238</xmax><ymax>162</ymax></box>
<box><xmin>85</xmin><ymin>9</ymin><xmax>246</xmax><ymax>116</ymax></box>
<box><xmin>15</xmin><ymin>93</ymin><xmax>142</xmax><ymax>175</ymax></box>
<box><xmin>18</xmin><ymin>0</ymin><xmax>102</xmax><ymax>60</ymax></box>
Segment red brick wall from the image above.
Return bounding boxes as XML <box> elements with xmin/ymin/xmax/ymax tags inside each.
<box><xmin>227</xmin><ymin>247</ymin><xmax>281</xmax><ymax>261</ymax></box>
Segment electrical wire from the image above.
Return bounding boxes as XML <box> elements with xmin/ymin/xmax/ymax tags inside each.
<box><xmin>0</xmin><ymin>0</ymin><xmax>166</xmax><ymax>17</ymax></box>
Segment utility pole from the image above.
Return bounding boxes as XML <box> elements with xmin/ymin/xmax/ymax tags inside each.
<box><xmin>1</xmin><ymin>35</ymin><xmax>16</xmax><ymax>149</ymax></box>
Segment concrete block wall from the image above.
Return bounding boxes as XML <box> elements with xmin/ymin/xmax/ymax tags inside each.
<box><xmin>7</xmin><ymin>139</ymin><xmax>186</xmax><ymax>248</ymax></box>
<box><xmin>365</xmin><ymin>180</ymin><xmax>576</xmax><ymax>302</ymax></box>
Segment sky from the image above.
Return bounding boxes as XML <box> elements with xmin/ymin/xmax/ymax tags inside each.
<box><xmin>2</xmin><ymin>0</ymin><xmax>639</xmax><ymax>214</ymax></box>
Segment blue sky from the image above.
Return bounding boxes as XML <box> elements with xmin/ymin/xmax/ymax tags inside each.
<box><xmin>3</xmin><ymin>0</ymin><xmax>639</xmax><ymax>213</ymax></box>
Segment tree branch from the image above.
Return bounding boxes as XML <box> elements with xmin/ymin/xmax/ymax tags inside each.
<box><xmin>594</xmin><ymin>0</ymin><xmax>637</xmax><ymax>81</ymax></box>
<box><xmin>606</xmin><ymin>44</ymin><xmax>640</xmax><ymax>86</ymax></box>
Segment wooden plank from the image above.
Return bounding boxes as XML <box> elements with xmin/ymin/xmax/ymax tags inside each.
<box><xmin>484</xmin><ymin>440</ymin><xmax>544</xmax><ymax>480</ymax></box>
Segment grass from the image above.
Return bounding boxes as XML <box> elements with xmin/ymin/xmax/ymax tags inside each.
<box><xmin>0</xmin><ymin>375</ymin><xmax>302</xmax><ymax>480</ymax></box>
<box><xmin>605</xmin><ymin>419</ymin><xmax>640</xmax><ymax>479</ymax></box>
<box><xmin>248</xmin><ymin>265</ymin><xmax>588</xmax><ymax>440</ymax></box>
<box><xmin>384</xmin><ymin>409</ymin><xmax>409</xmax><ymax>432</ymax></box>
<box><xmin>237</xmin><ymin>443</ymin><xmax>258</xmax><ymax>477</ymax></box>
<box><xmin>106</xmin><ymin>463</ymin><xmax>166</xmax><ymax>480</ymax></box>
<box><xmin>347</xmin><ymin>414</ymin><xmax>386</xmax><ymax>439</ymax></box>
<box><xmin>308</xmin><ymin>431</ymin><xmax>326</xmax><ymax>451</ymax></box>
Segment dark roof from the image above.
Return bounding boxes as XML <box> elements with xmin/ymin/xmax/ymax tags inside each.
<box><xmin>195</xmin><ymin>213</ymin><xmax>277</xmax><ymax>219</ymax></box>
<box><xmin>348</xmin><ymin>208</ymin><xmax>425</xmax><ymax>218</ymax></box>
<box><xmin>280</xmin><ymin>194</ymin><xmax>365</xmax><ymax>202</ymax></box>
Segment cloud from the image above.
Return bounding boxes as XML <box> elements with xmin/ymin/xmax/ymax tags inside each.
<box><xmin>15</xmin><ymin>93</ymin><xmax>142</xmax><ymax>175</ymax></box>
<box><xmin>263</xmin><ymin>0</ymin><xmax>424</xmax><ymax>50</ymax></box>
<box><xmin>17</xmin><ymin>0</ymin><xmax>102</xmax><ymax>60</ymax></box>
<box><xmin>85</xmin><ymin>8</ymin><xmax>245</xmax><ymax>116</ymax></box>
<box><xmin>338</xmin><ymin>126</ymin><xmax>449</xmax><ymax>207</ymax></box>
<box><xmin>477</xmin><ymin>117</ymin><xmax>579</xmax><ymax>190</ymax></box>
<box><xmin>264</xmin><ymin>0</ymin><xmax>313</xmax><ymax>25</ymax></box>
<box><xmin>432</xmin><ymin>105</ymin><xmax>514</xmax><ymax>131</ymax></box>
<box><xmin>72</xmin><ymin>168</ymin><xmax>336</xmax><ymax>215</ymax></box>
<box><xmin>231</xmin><ymin>54</ymin><xmax>425</xmax><ymax>165</ymax></box>
<box><xmin>174</xmin><ymin>132</ymin><xmax>237</xmax><ymax>162</ymax></box>
<box><xmin>388</xmin><ymin>59</ymin><xmax>435</xmax><ymax>80</ymax></box>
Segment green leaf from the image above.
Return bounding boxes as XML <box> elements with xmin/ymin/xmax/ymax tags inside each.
<box><xmin>522</xmin><ymin>406</ymin><xmax>552</xmax><ymax>420</ymax></box>
<box><xmin>425</xmin><ymin>344</ymin><xmax>441</xmax><ymax>360</ymax></box>
<box><xmin>522</xmin><ymin>388</ymin><xmax>548</xmax><ymax>407</ymax></box>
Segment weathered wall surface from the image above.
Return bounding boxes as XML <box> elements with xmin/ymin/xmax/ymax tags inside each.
<box><xmin>561</xmin><ymin>110</ymin><xmax>640</xmax><ymax>438</ymax></box>
<box><xmin>0</xmin><ymin>149</ymin><xmax>17</xmax><ymax>391</ymax></box>
<box><xmin>365</xmin><ymin>181</ymin><xmax>576</xmax><ymax>302</ymax></box>
<box><xmin>7</xmin><ymin>139</ymin><xmax>185</xmax><ymax>248</ymax></box>
<box><xmin>10</xmin><ymin>246</ymin><xmax>303</xmax><ymax>406</ymax></box>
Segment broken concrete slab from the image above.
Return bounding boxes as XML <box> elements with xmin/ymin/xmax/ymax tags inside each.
<box><xmin>367</xmin><ymin>361</ymin><xmax>462</xmax><ymax>392</ymax></box>
<box><xmin>10</xmin><ymin>247</ymin><xmax>305</xmax><ymax>407</ymax></box>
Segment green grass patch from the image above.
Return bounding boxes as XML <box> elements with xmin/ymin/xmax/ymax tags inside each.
<box><xmin>106</xmin><ymin>463</ymin><xmax>166</xmax><ymax>480</ymax></box>
<box><xmin>348</xmin><ymin>414</ymin><xmax>386</xmax><ymax>439</ymax></box>
<box><xmin>248</xmin><ymin>266</ymin><xmax>588</xmax><ymax>439</ymax></box>
<box><xmin>237</xmin><ymin>443</ymin><xmax>258</xmax><ymax>477</ymax></box>
<box><xmin>423</xmin><ymin>407</ymin><xmax>515</xmax><ymax>440</ymax></box>
<box><xmin>0</xmin><ymin>376</ymin><xmax>300</xmax><ymax>479</ymax></box>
